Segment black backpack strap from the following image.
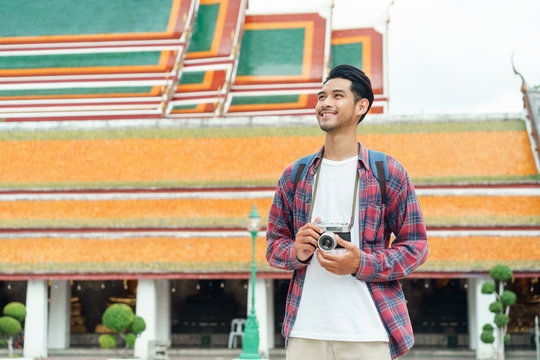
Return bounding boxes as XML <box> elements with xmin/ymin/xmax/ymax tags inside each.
<box><xmin>291</xmin><ymin>152</ymin><xmax>317</xmax><ymax>193</ymax></box>
<box><xmin>375</xmin><ymin>161</ymin><xmax>387</xmax><ymax>204</ymax></box>
<box><xmin>368</xmin><ymin>149</ymin><xmax>389</xmax><ymax>205</ymax></box>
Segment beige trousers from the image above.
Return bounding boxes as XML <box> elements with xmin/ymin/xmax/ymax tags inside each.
<box><xmin>286</xmin><ymin>337</ymin><xmax>392</xmax><ymax>360</ymax></box>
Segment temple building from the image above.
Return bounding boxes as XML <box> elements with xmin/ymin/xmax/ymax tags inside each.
<box><xmin>0</xmin><ymin>1</ymin><xmax>538</xmax><ymax>359</ymax></box>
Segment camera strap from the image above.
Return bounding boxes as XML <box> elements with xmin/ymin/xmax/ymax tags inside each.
<box><xmin>308</xmin><ymin>144</ymin><xmax>360</xmax><ymax>231</ymax></box>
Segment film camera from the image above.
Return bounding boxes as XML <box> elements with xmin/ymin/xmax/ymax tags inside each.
<box><xmin>314</xmin><ymin>221</ymin><xmax>351</xmax><ymax>252</ymax></box>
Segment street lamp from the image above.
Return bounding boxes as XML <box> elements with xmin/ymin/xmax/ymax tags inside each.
<box><xmin>239</xmin><ymin>203</ymin><xmax>261</xmax><ymax>359</ymax></box>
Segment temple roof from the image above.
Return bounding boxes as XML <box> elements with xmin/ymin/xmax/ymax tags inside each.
<box><xmin>0</xmin><ymin>1</ymin><xmax>538</xmax><ymax>278</ymax></box>
<box><xmin>0</xmin><ymin>116</ymin><xmax>539</xmax><ymax>277</ymax></box>
<box><xmin>0</xmin><ymin>119</ymin><xmax>537</xmax><ymax>188</ymax></box>
<box><xmin>0</xmin><ymin>235</ymin><xmax>537</xmax><ymax>276</ymax></box>
<box><xmin>0</xmin><ymin>0</ymin><xmax>387</xmax><ymax>120</ymax></box>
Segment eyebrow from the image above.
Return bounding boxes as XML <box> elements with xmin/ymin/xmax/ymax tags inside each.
<box><xmin>317</xmin><ymin>89</ymin><xmax>347</xmax><ymax>96</ymax></box>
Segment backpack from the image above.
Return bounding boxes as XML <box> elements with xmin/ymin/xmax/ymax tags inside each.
<box><xmin>290</xmin><ymin>149</ymin><xmax>389</xmax><ymax>204</ymax></box>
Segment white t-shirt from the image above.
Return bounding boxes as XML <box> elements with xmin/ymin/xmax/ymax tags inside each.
<box><xmin>289</xmin><ymin>155</ymin><xmax>388</xmax><ymax>342</ymax></box>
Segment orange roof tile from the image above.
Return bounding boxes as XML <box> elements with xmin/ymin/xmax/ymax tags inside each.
<box><xmin>0</xmin><ymin>195</ymin><xmax>537</xmax><ymax>229</ymax></box>
<box><xmin>0</xmin><ymin>129</ymin><xmax>536</xmax><ymax>188</ymax></box>
<box><xmin>0</xmin><ymin>235</ymin><xmax>537</xmax><ymax>274</ymax></box>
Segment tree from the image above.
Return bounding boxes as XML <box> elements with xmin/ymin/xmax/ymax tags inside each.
<box><xmin>480</xmin><ymin>265</ymin><xmax>517</xmax><ymax>360</ymax></box>
<box><xmin>98</xmin><ymin>303</ymin><xmax>146</xmax><ymax>357</ymax></box>
<box><xmin>0</xmin><ymin>302</ymin><xmax>26</xmax><ymax>357</ymax></box>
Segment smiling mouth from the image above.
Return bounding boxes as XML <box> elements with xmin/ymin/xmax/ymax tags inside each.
<box><xmin>319</xmin><ymin>110</ymin><xmax>336</xmax><ymax>117</ymax></box>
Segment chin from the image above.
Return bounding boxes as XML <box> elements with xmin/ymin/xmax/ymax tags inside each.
<box><xmin>319</xmin><ymin>123</ymin><xmax>336</xmax><ymax>132</ymax></box>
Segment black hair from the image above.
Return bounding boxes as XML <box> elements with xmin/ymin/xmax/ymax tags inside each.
<box><xmin>324</xmin><ymin>64</ymin><xmax>374</xmax><ymax>123</ymax></box>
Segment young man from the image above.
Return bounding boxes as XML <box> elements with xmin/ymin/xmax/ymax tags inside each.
<box><xmin>266</xmin><ymin>64</ymin><xmax>428</xmax><ymax>360</ymax></box>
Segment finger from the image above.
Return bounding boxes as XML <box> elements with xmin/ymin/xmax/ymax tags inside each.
<box><xmin>306</xmin><ymin>242</ymin><xmax>317</xmax><ymax>249</ymax></box>
<box><xmin>316</xmin><ymin>250</ymin><xmax>327</xmax><ymax>264</ymax></box>
<box><xmin>301</xmin><ymin>228</ymin><xmax>321</xmax><ymax>240</ymax></box>
<box><xmin>318</xmin><ymin>250</ymin><xmax>339</xmax><ymax>262</ymax></box>
<box><xmin>335</xmin><ymin>235</ymin><xmax>353</xmax><ymax>249</ymax></box>
<box><xmin>307</xmin><ymin>222</ymin><xmax>323</xmax><ymax>233</ymax></box>
<box><xmin>317</xmin><ymin>251</ymin><xmax>336</xmax><ymax>272</ymax></box>
<box><xmin>297</xmin><ymin>234</ymin><xmax>319</xmax><ymax>249</ymax></box>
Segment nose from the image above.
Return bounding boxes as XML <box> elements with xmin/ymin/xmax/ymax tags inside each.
<box><xmin>319</xmin><ymin>96</ymin><xmax>333</xmax><ymax>109</ymax></box>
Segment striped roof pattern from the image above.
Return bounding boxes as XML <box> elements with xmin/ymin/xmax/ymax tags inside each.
<box><xmin>0</xmin><ymin>118</ymin><xmax>539</xmax><ymax>276</ymax></box>
<box><xmin>0</xmin><ymin>2</ymin><xmax>538</xmax><ymax>277</ymax></box>
<box><xmin>0</xmin><ymin>0</ymin><xmax>387</xmax><ymax>121</ymax></box>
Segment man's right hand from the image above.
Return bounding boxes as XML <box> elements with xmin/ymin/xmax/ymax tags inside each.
<box><xmin>294</xmin><ymin>218</ymin><xmax>321</xmax><ymax>262</ymax></box>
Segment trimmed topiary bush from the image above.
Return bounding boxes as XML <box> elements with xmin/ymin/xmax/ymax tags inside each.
<box><xmin>98</xmin><ymin>303</ymin><xmax>146</xmax><ymax>357</ymax></box>
<box><xmin>98</xmin><ymin>334</ymin><xmax>117</xmax><ymax>349</ymax></box>
<box><xmin>3</xmin><ymin>303</ymin><xmax>26</xmax><ymax>323</ymax></box>
<box><xmin>489</xmin><ymin>265</ymin><xmax>513</xmax><ymax>282</ymax></box>
<box><xmin>0</xmin><ymin>302</ymin><xmax>26</xmax><ymax>357</ymax></box>
<box><xmin>0</xmin><ymin>317</ymin><xmax>21</xmax><ymax>335</ymax></box>
<box><xmin>489</xmin><ymin>301</ymin><xmax>503</xmax><ymax>314</ymax></box>
<box><xmin>124</xmin><ymin>333</ymin><xmax>137</xmax><ymax>348</ymax></box>
<box><xmin>480</xmin><ymin>264</ymin><xmax>517</xmax><ymax>360</ymax></box>
<box><xmin>480</xmin><ymin>330</ymin><xmax>495</xmax><ymax>344</ymax></box>
<box><xmin>102</xmin><ymin>303</ymin><xmax>134</xmax><ymax>333</ymax></box>
<box><xmin>129</xmin><ymin>316</ymin><xmax>146</xmax><ymax>334</ymax></box>
<box><xmin>481</xmin><ymin>282</ymin><xmax>496</xmax><ymax>294</ymax></box>
<box><xmin>500</xmin><ymin>290</ymin><xmax>517</xmax><ymax>306</ymax></box>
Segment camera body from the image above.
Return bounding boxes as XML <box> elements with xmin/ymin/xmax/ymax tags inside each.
<box><xmin>314</xmin><ymin>221</ymin><xmax>351</xmax><ymax>252</ymax></box>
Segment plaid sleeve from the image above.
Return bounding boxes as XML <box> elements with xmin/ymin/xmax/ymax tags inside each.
<box><xmin>266</xmin><ymin>167</ymin><xmax>309</xmax><ymax>271</ymax></box>
<box><xmin>356</xmin><ymin>157</ymin><xmax>428</xmax><ymax>281</ymax></box>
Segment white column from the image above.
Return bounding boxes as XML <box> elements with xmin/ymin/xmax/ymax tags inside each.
<box><xmin>155</xmin><ymin>279</ymin><xmax>171</xmax><ymax>343</ymax></box>
<box><xmin>248</xmin><ymin>278</ymin><xmax>272</xmax><ymax>358</ymax></box>
<box><xmin>467</xmin><ymin>277</ymin><xmax>497</xmax><ymax>359</ymax></box>
<box><xmin>24</xmin><ymin>280</ymin><xmax>48</xmax><ymax>358</ymax></box>
<box><xmin>134</xmin><ymin>279</ymin><xmax>157</xmax><ymax>360</ymax></box>
<box><xmin>47</xmin><ymin>280</ymin><xmax>71</xmax><ymax>349</ymax></box>
<box><xmin>265</xmin><ymin>280</ymin><xmax>275</xmax><ymax>350</ymax></box>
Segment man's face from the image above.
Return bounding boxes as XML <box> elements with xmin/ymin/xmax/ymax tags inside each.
<box><xmin>315</xmin><ymin>77</ymin><xmax>367</xmax><ymax>133</ymax></box>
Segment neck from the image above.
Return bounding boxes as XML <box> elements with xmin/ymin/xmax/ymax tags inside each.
<box><xmin>323</xmin><ymin>131</ymin><xmax>358</xmax><ymax>160</ymax></box>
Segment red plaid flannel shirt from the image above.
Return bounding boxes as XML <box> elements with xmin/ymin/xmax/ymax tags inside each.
<box><xmin>266</xmin><ymin>143</ymin><xmax>428</xmax><ymax>359</ymax></box>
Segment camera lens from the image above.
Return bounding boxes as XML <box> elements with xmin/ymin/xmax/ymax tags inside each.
<box><xmin>318</xmin><ymin>232</ymin><xmax>336</xmax><ymax>252</ymax></box>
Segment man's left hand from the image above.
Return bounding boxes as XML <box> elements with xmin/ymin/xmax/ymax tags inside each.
<box><xmin>317</xmin><ymin>235</ymin><xmax>362</xmax><ymax>275</ymax></box>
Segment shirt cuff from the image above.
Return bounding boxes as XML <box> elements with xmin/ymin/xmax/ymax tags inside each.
<box><xmin>291</xmin><ymin>246</ymin><xmax>311</xmax><ymax>267</ymax></box>
<box><xmin>355</xmin><ymin>251</ymin><xmax>377</xmax><ymax>280</ymax></box>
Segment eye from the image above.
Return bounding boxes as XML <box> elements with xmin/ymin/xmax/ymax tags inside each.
<box><xmin>318</xmin><ymin>95</ymin><xmax>326</xmax><ymax>101</ymax></box>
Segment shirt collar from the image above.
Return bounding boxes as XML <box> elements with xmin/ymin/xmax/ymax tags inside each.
<box><xmin>313</xmin><ymin>142</ymin><xmax>370</xmax><ymax>170</ymax></box>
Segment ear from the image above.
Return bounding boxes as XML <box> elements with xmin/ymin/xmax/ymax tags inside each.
<box><xmin>355</xmin><ymin>98</ymin><xmax>370</xmax><ymax>117</ymax></box>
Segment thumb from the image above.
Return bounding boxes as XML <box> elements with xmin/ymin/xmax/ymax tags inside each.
<box><xmin>335</xmin><ymin>235</ymin><xmax>353</xmax><ymax>249</ymax></box>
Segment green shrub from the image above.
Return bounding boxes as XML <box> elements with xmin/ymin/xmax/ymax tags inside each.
<box><xmin>3</xmin><ymin>302</ymin><xmax>26</xmax><ymax>322</ymax></box>
<box><xmin>0</xmin><ymin>316</ymin><xmax>21</xmax><ymax>335</ymax></box>
<box><xmin>130</xmin><ymin>315</ymin><xmax>146</xmax><ymax>334</ymax></box>
<box><xmin>99</xmin><ymin>334</ymin><xmax>117</xmax><ymax>349</ymax></box>
<box><xmin>480</xmin><ymin>264</ymin><xmax>518</xmax><ymax>356</ymax></box>
<box><xmin>489</xmin><ymin>301</ymin><xmax>503</xmax><ymax>313</ymax></box>
<box><xmin>494</xmin><ymin>313</ymin><xmax>509</xmax><ymax>327</ymax></box>
<box><xmin>489</xmin><ymin>265</ymin><xmax>512</xmax><ymax>281</ymax></box>
<box><xmin>125</xmin><ymin>333</ymin><xmax>136</xmax><ymax>348</ymax></box>
<box><xmin>500</xmin><ymin>290</ymin><xmax>517</xmax><ymax>306</ymax></box>
<box><xmin>481</xmin><ymin>282</ymin><xmax>495</xmax><ymax>294</ymax></box>
<box><xmin>102</xmin><ymin>303</ymin><xmax>134</xmax><ymax>332</ymax></box>
<box><xmin>99</xmin><ymin>304</ymin><xmax>146</xmax><ymax>352</ymax></box>
<box><xmin>480</xmin><ymin>331</ymin><xmax>495</xmax><ymax>344</ymax></box>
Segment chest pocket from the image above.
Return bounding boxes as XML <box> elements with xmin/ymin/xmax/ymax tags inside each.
<box><xmin>364</xmin><ymin>203</ymin><xmax>385</xmax><ymax>247</ymax></box>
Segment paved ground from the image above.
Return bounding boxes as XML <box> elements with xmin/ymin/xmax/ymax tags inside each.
<box><xmin>41</xmin><ymin>347</ymin><xmax>538</xmax><ymax>360</ymax></box>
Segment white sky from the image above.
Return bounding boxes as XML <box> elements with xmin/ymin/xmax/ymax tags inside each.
<box><xmin>249</xmin><ymin>0</ymin><xmax>540</xmax><ymax>115</ymax></box>
<box><xmin>382</xmin><ymin>0</ymin><xmax>540</xmax><ymax>115</ymax></box>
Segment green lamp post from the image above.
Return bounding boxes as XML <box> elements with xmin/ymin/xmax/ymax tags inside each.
<box><xmin>239</xmin><ymin>203</ymin><xmax>262</xmax><ymax>359</ymax></box>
